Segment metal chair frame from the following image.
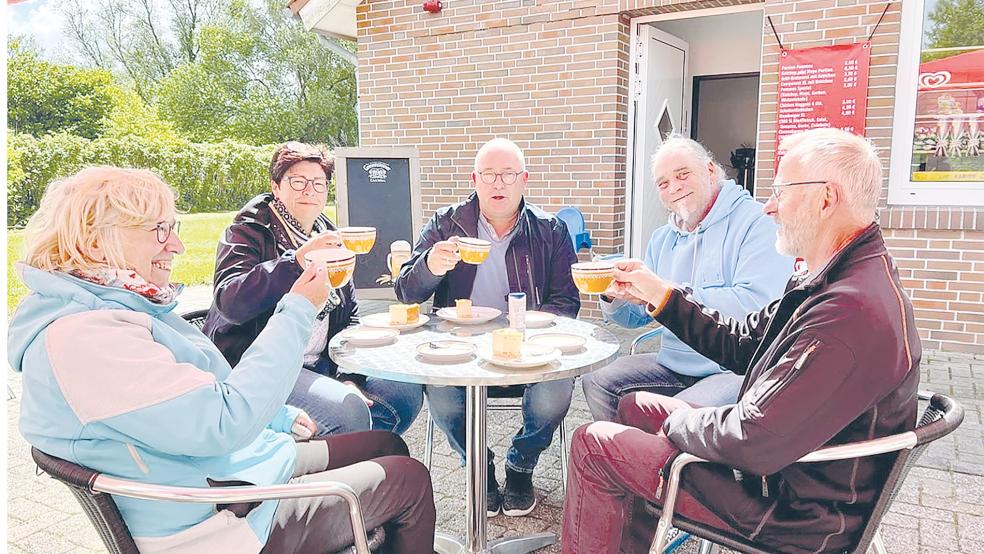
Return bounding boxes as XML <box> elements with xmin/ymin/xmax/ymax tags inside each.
<box><xmin>649</xmin><ymin>391</ymin><xmax>965</xmax><ymax>554</ymax></box>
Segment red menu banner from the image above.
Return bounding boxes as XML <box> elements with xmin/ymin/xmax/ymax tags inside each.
<box><xmin>775</xmin><ymin>42</ymin><xmax>872</xmax><ymax>169</ymax></box>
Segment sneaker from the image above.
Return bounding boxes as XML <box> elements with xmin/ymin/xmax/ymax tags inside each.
<box><xmin>487</xmin><ymin>461</ymin><xmax>502</xmax><ymax>516</ymax></box>
<box><xmin>502</xmin><ymin>468</ymin><xmax>536</xmax><ymax>517</ymax></box>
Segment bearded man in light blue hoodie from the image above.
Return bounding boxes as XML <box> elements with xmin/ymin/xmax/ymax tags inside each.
<box><xmin>582</xmin><ymin>136</ymin><xmax>793</xmax><ymax>422</ymax></box>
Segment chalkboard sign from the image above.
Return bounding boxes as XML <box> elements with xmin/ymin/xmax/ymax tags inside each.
<box><xmin>334</xmin><ymin>147</ymin><xmax>422</xmax><ymax>299</ymax></box>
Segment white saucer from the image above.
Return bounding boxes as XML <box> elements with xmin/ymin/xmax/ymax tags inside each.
<box><xmin>435</xmin><ymin>306</ymin><xmax>502</xmax><ymax>325</ymax></box>
<box><xmin>337</xmin><ymin>326</ymin><xmax>399</xmax><ymax>347</ymax></box>
<box><xmin>525</xmin><ymin>311</ymin><xmax>556</xmax><ymax>328</ymax></box>
<box><xmin>528</xmin><ymin>332</ymin><xmax>586</xmax><ymax>354</ymax></box>
<box><xmin>477</xmin><ymin>342</ymin><xmax>561</xmax><ymax>369</ymax></box>
<box><xmin>416</xmin><ymin>340</ymin><xmax>476</xmax><ymax>363</ymax></box>
<box><xmin>361</xmin><ymin>312</ymin><xmax>430</xmax><ymax>331</ymax></box>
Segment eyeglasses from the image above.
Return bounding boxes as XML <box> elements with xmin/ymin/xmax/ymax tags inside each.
<box><xmin>478</xmin><ymin>170</ymin><xmax>523</xmax><ymax>185</ymax></box>
<box><xmin>769</xmin><ymin>180</ymin><xmax>827</xmax><ymax>199</ymax></box>
<box><xmin>147</xmin><ymin>221</ymin><xmax>181</xmax><ymax>244</ymax></box>
<box><xmin>286</xmin><ymin>176</ymin><xmax>329</xmax><ymax>193</ymax></box>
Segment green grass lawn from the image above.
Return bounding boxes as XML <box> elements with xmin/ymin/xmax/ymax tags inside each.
<box><xmin>7</xmin><ymin>206</ymin><xmax>336</xmax><ymax>315</ymax></box>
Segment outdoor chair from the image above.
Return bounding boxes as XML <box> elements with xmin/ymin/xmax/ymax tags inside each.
<box><xmin>24</xmin><ymin>308</ymin><xmax>389</xmax><ymax>554</ymax></box>
<box><xmin>31</xmin><ymin>447</ymin><xmax>385</xmax><ymax>554</ymax></box>
<box><xmin>557</xmin><ymin>206</ymin><xmax>593</xmax><ymax>255</ymax></box>
<box><xmin>181</xmin><ymin>308</ymin><xmax>209</xmax><ymax>330</ymax></box>
<box><xmin>648</xmin><ymin>390</ymin><xmax>964</xmax><ymax>554</ymax></box>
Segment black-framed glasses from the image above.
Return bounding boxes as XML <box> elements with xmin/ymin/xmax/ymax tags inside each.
<box><xmin>478</xmin><ymin>170</ymin><xmax>522</xmax><ymax>185</ymax></box>
<box><xmin>769</xmin><ymin>180</ymin><xmax>827</xmax><ymax>199</ymax></box>
<box><xmin>286</xmin><ymin>176</ymin><xmax>329</xmax><ymax>193</ymax></box>
<box><xmin>148</xmin><ymin>221</ymin><xmax>180</xmax><ymax>244</ymax></box>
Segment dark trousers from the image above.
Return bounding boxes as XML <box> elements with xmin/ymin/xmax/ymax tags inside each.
<box><xmin>262</xmin><ymin>431</ymin><xmax>436</xmax><ymax>554</ymax></box>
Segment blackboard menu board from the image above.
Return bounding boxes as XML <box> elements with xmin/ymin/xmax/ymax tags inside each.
<box><xmin>334</xmin><ymin>148</ymin><xmax>422</xmax><ymax>299</ymax></box>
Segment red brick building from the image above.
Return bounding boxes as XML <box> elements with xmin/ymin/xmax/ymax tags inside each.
<box><xmin>293</xmin><ymin>0</ymin><xmax>984</xmax><ymax>353</ymax></box>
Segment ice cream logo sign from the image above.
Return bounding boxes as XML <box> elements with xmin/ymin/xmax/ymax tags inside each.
<box><xmin>918</xmin><ymin>71</ymin><xmax>951</xmax><ymax>89</ymax></box>
<box><xmin>363</xmin><ymin>161</ymin><xmax>391</xmax><ymax>183</ymax></box>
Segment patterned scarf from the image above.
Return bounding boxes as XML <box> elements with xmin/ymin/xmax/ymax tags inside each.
<box><xmin>69</xmin><ymin>267</ymin><xmax>183</xmax><ymax>305</ymax></box>
<box><xmin>270</xmin><ymin>198</ymin><xmax>341</xmax><ymax>315</ymax></box>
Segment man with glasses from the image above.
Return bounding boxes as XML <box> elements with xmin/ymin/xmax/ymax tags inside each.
<box><xmin>395</xmin><ymin>137</ymin><xmax>580</xmax><ymax>517</ymax></box>
<box><xmin>582</xmin><ymin>135</ymin><xmax>792</xmax><ymax>423</ymax></box>
<box><xmin>561</xmin><ymin>128</ymin><xmax>920</xmax><ymax>553</ymax></box>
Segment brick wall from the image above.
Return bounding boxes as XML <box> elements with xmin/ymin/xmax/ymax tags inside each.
<box><xmin>356</xmin><ymin>0</ymin><xmax>984</xmax><ymax>350</ymax></box>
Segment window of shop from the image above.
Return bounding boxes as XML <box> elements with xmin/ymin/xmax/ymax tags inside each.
<box><xmin>888</xmin><ymin>0</ymin><xmax>984</xmax><ymax>206</ymax></box>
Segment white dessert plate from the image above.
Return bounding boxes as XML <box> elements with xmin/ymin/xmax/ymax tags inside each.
<box><xmin>477</xmin><ymin>342</ymin><xmax>561</xmax><ymax>369</ymax></box>
<box><xmin>435</xmin><ymin>306</ymin><xmax>502</xmax><ymax>325</ymax></box>
<box><xmin>361</xmin><ymin>312</ymin><xmax>430</xmax><ymax>331</ymax></box>
<box><xmin>528</xmin><ymin>332</ymin><xmax>586</xmax><ymax>354</ymax></box>
<box><xmin>416</xmin><ymin>340</ymin><xmax>476</xmax><ymax>363</ymax></box>
<box><xmin>337</xmin><ymin>326</ymin><xmax>399</xmax><ymax>347</ymax></box>
<box><xmin>525</xmin><ymin>311</ymin><xmax>556</xmax><ymax>328</ymax></box>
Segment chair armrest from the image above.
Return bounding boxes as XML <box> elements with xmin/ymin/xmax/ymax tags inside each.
<box><xmin>92</xmin><ymin>476</ymin><xmax>371</xmax><ymax>554</ymax></box>
<box><xmin>630</xmin><ymin>327</ymin><xmax>664</xmax><ymax>355</ymax></box>
<box><xmin>650</xmin><ymin>453</ymin><xmax>707</xmax><ymax>553</ymax></box>
<box><xmin>649</xmin><ymin>429</ymin><xmax>921</xmax><ymax>553</ymax></box>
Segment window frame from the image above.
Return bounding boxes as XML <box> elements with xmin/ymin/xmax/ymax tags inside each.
<box><xmin>888</xmin><ymin>0</ymin><xmax>984</xmax><ymax>207</ymax></box>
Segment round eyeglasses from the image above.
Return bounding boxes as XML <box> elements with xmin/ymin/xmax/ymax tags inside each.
<box><xmin>148</xmin><ymin>221</ymin><xmax>180</xmax><ymax>244</ymax></box>
<box><xmin>286</xmin><ymin>176</ymin><xmax>329</xmax><ymax>193</ymax></box>
<box><xmin>478</xmin><ymin>170</ymin><xmax>522</xmax><ymax>185</ymax></box>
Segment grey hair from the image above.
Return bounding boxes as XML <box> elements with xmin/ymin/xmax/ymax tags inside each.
<box><xmin>474</xmin><ymin>138</ymin><xmax>526</xmax><ymax>172</ymax></box>
<box><xmin>779</xmin><ymin>128</ymin><xmax>882</xmax><ymax>222</ymax></box>
<box><xmin>651</xmin><ymin>133</ymin><xmax>726</xmax><ymax>183</ymax></box>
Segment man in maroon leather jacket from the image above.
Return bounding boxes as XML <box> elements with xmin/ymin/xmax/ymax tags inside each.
<box><xmin>561</xmin><ymin>128</ymin><xmax>921</xmax><ymax>554</ymax></box>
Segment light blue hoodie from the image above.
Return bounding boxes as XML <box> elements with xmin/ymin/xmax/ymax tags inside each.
<box><xmin>8</xmin><ymin>266</ymin><xmax>316</xmax><ymax>553</ymax></box>
<box><xmin>602</xmin><ymin>179</ymin><xmax>793</xmax><ymax>377</ymax></box>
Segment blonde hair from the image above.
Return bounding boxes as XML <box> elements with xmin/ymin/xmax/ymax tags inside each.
<box><xmin>779</xmin><ymin>128</ymin><xmax>882</xmax><ymax>222</ymax></box>
<box><xmin>23</xmin><ymin>166</ymin><xmax>177</xmax><ymax>272</ymax></box>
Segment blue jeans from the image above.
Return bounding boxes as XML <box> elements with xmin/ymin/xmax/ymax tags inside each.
<box><xmin>425</xmin><ymin>379</ymin><xmax>574</xmax><ymax>473</ymax></box>
<box><xmin>288</xmin><ymin>368</ymin><xmax>424</xmax><ymax>435</ymax></box>
<box><xmin>581</xmin><ymin>353</ymin><xmax>743</xmax><ymax>422</ymax></box>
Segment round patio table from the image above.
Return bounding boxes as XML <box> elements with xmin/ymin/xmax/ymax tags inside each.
<box><xmin>328</xmin><ymin>314</ymin><xmax>620</xmax><ymax>554</ymax></box>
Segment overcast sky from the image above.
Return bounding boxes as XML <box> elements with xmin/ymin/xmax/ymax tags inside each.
<box><xmin>7</xmin><ymin>0</ymin><xmax>73</xmax><ymax>62</ymax></box>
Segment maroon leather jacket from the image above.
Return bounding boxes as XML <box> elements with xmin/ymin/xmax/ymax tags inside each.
<box><xmin>656</xmin><ymin>224</ymin><xmax>920</xmax><ymax>553</ymax></box>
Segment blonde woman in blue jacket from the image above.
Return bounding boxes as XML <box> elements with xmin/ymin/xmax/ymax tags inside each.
<box><xmin>8</xmin><ymin>166</ymin><xmax>435</xmax><ymax>553</ymax></box>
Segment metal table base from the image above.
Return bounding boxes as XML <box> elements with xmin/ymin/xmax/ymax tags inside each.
<box><xmin>433</xmin><ymin>385</ymin><xmax>557</xmax><ymax>554</ymax></box>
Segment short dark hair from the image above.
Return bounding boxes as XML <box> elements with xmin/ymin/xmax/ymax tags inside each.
<box><xmin>269</xmin><ymin>141</ymin><xmax>334</xmax><ymax>183</ymax></box>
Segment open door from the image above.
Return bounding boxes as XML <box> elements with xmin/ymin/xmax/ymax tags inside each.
<box><xmin>627</xmin><ymin>25</ymin><xmax>690</xmax><ymax>257</ymax></box>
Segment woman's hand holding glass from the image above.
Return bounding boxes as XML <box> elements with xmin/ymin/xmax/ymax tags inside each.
<box><xmin>289</xmin><ymin>263</ymin><xmax>332</xmax><ymax>308</ymax></box>
<box><xmin>295</xmin><ymin>231</ymin><xmax>343</xmax><ymax>269</ymax></box>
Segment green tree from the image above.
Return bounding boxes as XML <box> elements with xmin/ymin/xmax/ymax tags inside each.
<box><xmin>7</xmin><ymin>39</ymin><xmax>116</xmax><ymax>139</ymax></box>
<box><xmin>925</xmin><ymin>0</ymin><xmax>984</xmax><ymax>49</ymax></box>
<box><xmin>156</xmin><ymin>0</ymin><xmax>357</xmax><ymax>146</ymax></box>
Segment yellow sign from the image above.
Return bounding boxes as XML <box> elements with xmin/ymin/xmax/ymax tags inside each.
<box><xmin>912</xmin><ymin>171</ymin><xmax>984</xmax><ymax>182</ymax></box>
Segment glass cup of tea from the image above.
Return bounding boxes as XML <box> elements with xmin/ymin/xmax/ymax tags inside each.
<box><xmin>457</xmin><ymin>237</ymin><xmax>492</xmax><ymax>265</ymax></box>
<box><xmin>338</xmin><ymin>227</ymin><xmax>377</xmax><ymax>254</ymax></box>
<box><xmin>305</xmin><ymin>248</ymin><xmax>357</xmax><ymax>288</ymax></box>
<box><xmin>571</xmin><ymin>261</ymin><xmax>616</xmax><ymax>295</ymax></box>
<box><xmin>387</xmin><ymin>240</ymin><xmax>412</xmax><ymax>281</ymax></box>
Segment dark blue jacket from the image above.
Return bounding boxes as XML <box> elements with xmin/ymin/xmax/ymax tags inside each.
<box><xmin>394</xmin><ymin>193</ymin><xmax>580</xmax><ymax>318</ymax></box>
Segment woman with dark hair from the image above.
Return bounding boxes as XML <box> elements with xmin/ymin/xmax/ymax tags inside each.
<box><xmin>203</xmin><ymin>141</ymin><xmax>423</xmax><ymax>436</ymax></box>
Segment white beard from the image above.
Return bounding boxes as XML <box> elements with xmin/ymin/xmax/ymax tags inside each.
<box><xmin>775</xmin><ymin>213</ymin><xmax>820</xmax><ymax>258</ymax></box>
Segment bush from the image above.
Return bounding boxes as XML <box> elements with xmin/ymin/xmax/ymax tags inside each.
<box><xmin>7</xmin><ymin>131</ymin><xmax>339</xmax><ymax>227</ymax></box>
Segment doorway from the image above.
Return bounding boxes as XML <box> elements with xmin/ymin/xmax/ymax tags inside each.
<box><xmin>626</xmin><ymin>6</ymin><xmax>764</xmax><ymax>258</ymax></box>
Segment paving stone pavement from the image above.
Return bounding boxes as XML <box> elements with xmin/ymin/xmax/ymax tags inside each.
<box><xmin>7</xmin><ymin>289</ymin><xmax>984</xmax><ymax>553</ymax></box>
